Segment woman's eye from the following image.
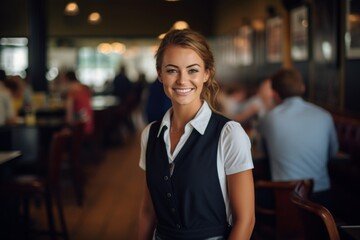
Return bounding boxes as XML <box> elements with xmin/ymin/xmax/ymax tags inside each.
<box><xmin>166</xmin><ymin>69</ymin><xmax>177</xmax><ymax>74</ymax></box>
<box><xmin>189</xmin><ymin>69</ymin><xmax>199</xmax><ymax>74</ymax></box>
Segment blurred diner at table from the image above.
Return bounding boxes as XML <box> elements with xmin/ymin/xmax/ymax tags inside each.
<box><xmin>144</xmin><ymin>78</ymin><xmax>172</xmax><ymax>123</ymax></box>
<box><xmin>258</xmin><ymin>68</ymin><xmax>339</xmax><ymax>210</ymax></box>
<box><xmin>5</xmin><ymin>75</ymin><xmax>26</xmax><ymax>117</ymax></box>
<box><xmin>220</xmin><ymin>83</ymin><xmax>248</xmax><ymax>121</ymax></box>
<box><xmin>230</xmin><ymin>78</ymin><xmax>274</xmax><ymax>127</ymax></box>
<box><xmin>61</xmin><ymin>70</ymin><xmax>94</xmax><ymax>136</ymax></box>
<box><xmin>0</xmin><ymin>69</ymin><xmax>16</xmax><ymax>126</ymax></box>
<box><xmin>112</xmin><ymin>64</ymin><xmax>133</xmax><ymax>104</ymax></box>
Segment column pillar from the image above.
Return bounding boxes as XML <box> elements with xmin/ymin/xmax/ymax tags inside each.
<box><xmin>28</xmin><ymin>0</ymin><xmax>48</xmax><ymax>92</ymax></box>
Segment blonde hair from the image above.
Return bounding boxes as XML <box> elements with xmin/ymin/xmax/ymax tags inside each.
<box><xmin>155</xmin><ymin>29</ymin><xmax>222</xmax><ymax>113</ymax></box>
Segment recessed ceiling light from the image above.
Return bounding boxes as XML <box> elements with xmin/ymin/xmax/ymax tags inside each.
<box><xmin>111</xmin><ymin>42</ymin><xmax>126</xmax><ymax>54</ymax></box>
<box><xmin>173</xmin><ymin>21</ymin><xmax>189</xmax><ymax>30</ymax></box>
<box><xmin>97</xmin><ymin>43</ymin><xmax>112</xmax><ymax>54</ymax></box>
<box><xmin>64</xmin><ymin>2</ymin><xmax>79</xmax><ymax>16</ymax></box>
<box><xmin>88</xmin><ymin>12</ymin><xmax>102</xmax><ymax>24</ymax></box>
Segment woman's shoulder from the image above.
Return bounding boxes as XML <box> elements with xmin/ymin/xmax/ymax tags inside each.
<box><xmin>141</xmin><ymin>121</ymin><xmax>159</xmax><ymax>139</ymax></box>
<box><xmin>210</xmin><ymin>112</ymin><xmax>245</xmax><ymax>131</ymax></box>
<box><xmin>222</xmin><ymin>120</ymin><xmax>246</xmax><ymax>134</ymax></box>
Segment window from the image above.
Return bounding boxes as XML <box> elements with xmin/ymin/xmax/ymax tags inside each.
<box><xmin>0</xmin><ymin>37</ymin><xmax>28</xmax><ymax>77</ymax></box>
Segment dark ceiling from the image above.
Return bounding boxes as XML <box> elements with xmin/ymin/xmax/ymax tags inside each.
<box><xmin>0</xmin><ymin>0</ymin><xmax>217</xmax><ymax>38</ymax></box>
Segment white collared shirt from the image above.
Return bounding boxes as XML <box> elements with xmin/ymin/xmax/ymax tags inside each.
<box><xmin>139</xmin><ymin>101</ymin><xmax>253</xmax><ymax>222</ymax></box>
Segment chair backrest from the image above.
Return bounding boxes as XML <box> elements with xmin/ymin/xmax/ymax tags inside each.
<box><xmin>47</xmin><ymin>128</ymin><xmax>71</xmax><ymax>189</ymax></box>
<box><xmin>70</xmin><ymin>122</ymin><xmax>85</xmax><ymax>163</ymax></box>
<box><xmin>255</xmin><ymin>179</ymin><xmax>313</xmax><ymax>240</ymax></box>
<box><xmin>290</xmin><ymin>180</ymin><xmax>340</xmax><ymax>240</ymax></box>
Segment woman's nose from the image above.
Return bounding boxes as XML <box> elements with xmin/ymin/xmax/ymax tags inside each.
<box><xmin>176</xmin><ymin>71</ymin><xmax>187</xmax><ymax>85</ymax></box>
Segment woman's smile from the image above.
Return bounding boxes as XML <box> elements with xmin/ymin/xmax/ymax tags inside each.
<box><xmin>173</xmin><ymin>87</ymin><xmax>195</xmax><ymax>95</ymax></box>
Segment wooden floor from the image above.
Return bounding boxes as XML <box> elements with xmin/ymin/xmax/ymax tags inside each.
<box><xmin>31</xmin><ymin>131</ymin><xmax>144</xmax><ymax>240</ymax></box>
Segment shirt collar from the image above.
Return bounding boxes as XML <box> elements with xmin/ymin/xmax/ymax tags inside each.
<box><xmin>283</xmin><ymin>96</ymin><xmax>303</xmax><ymax>105</ymax></box>
<box><xmin>157</xmin><ymin>101</ymin><xmax>212</xmax><ymax>137</ymax></box>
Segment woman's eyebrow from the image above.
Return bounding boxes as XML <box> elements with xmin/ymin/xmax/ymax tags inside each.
<box><xmin>164</xmin><ymin>63</ymin><xmax>201</xmax><ymax>68</ymax></box>
<box><xmin>186</xmin><ymin>64</ymin><xmax>201</xmax><ymax>68</ymax></box>
<box><xmin>164</xmin><ymin>64</ymin><xmax>178</xmax><ymax>68</ymax></box>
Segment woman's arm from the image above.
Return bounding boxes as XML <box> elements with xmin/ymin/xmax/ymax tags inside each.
<box><xmin>227</xmin><ymin>169</ymin><xmax>255</xmax><ymax>240</ymax></box>
<box><xmin>138</xmin><ymin>181</ymin><xmax>156</xmax><ymax>240</ymax></box>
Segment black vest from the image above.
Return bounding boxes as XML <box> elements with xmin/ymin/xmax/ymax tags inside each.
<box><xmin>146</xmin><ymin>112</ymin><xmax>231</xmax><ymax>240</ymax></box>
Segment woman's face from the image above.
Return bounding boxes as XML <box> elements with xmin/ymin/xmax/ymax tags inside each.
<box><xmin>158</xmin><ymin>45</ymin><xmax>209</xmax><ymax>108</ymax></box>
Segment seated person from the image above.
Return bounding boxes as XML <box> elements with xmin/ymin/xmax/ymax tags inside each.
<box><xmin>0</xmin><ymin>69</ymin><xmax>16</xmax><ymax>125</ymax></box>
<box><xmin>258</xmin><ymin>68</ymin><xmax>339</xmax><ymax>209</ymax></box>
<box><xmin>6</xmin><ymin>75</ymin><xmax>25</xmax><ymax>115</ymax></box>
<box><xmin>232</xmin><ymin>78</ymin><xmax>274</xmax><ymax>125</ymax></box>
<box><xmin>62</xmin><ymin>70</ymin><xmax>94</xmax><ymax>136</ymax></box>
<box><xmin>144</xmin><ymin>79</ymin><xmax>171</xmax><ymax>123</ymax></box>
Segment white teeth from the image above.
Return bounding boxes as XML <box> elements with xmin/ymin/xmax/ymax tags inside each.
<box><xmin>175</xmin><ymin>88</ymin><xmax>192</xmax><ymax>93</ymax></box>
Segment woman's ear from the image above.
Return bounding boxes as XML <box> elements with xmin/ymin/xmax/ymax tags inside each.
<box><xmin>204</xmin><ymin>69</ymin><xmax>210</xmax><ymax>83</ymax></box>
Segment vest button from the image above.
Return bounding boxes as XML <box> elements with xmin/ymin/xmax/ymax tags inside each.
<box><xmin>171</xmin><ymin>208</ymin><xmax>176</xmax><ymax>213</ymax></box>
<box><xmin>164</xmin><ymin>176</ymin><xmax>169</xmax><ymax>181</ymax></box>
<box><xmin>176</xmin><ymin>224</ymin><xmax>181</xmax><ymax>229</ymax></box>
<box><xmin>167</xmin><ymin>193</ymin><xmax>172</xmax><ymax>198</ymax></box>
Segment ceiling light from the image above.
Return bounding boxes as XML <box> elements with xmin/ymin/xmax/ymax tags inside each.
<box><xmin>97</xmin><ymin>43</ymin><xmax>112</xmax><ymax>54</ymax></box>
<box><xmin>172</xmin><ymin>21</ymin><xmax>189</xmax><ymax>30</ymax></box>
<box><xmin>88</xmin><ymin>12</ymin><xmax>102</xmax><ymax>24</ymax></box>
<box><xmin>111</xmin><ymin>42</ymin><xmax>126</xmax><ymax>54</ymax></box>
<box><xmin>64</xmin><ymin>2</ymin><xmax>79</xmax><ymax>16</ymax></box>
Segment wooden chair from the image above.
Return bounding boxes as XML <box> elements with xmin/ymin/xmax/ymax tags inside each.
<box><xmin>67</xmin><ymin>122</ymin><xmax>86</xmax><ymax>206</ymax></box>
<box><xmin>290</xmin><ymin>180</ymin><xmax>341</xmax><ymax>240</ymax></box>
<box><xmin>0</xmin><ymin>128</ymin><xmax>71</xmax><ymax>240</ymax></box>
<box><xmin>254</xmin><ymin>179</ymin><xmax>313</xmax><ymax>240</ymax></box>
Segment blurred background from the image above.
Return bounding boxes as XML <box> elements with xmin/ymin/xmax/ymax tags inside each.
<box><xmin>1</xmin><ymin>0</ymin><xmax>360</xmax><ymax>239</ymax></box>
<box><xmin>1</xmin><ymin>0</ymin><xmax>357</xmax><ymax>115</ymax></box>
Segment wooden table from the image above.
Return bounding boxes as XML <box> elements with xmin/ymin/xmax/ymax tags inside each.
<box><xmin>0</xmin><ymin>151</ymin><xmax>21</xmax><ymax>165</ymax></box>
<box><xmin>0</xmin><ymin>151</ymin><xmax>22</xmax><ymax>181</ymax></box>
<box><xmin>0</xmin><ymin>120</ymin><xmax>65</xmax><ymax>175</ymax></box>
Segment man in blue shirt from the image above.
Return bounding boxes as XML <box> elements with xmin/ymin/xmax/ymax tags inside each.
<box><xmin>259</xmin><ymin>68</ymin><xmax>338</xmax><ymax>208</ymax></box>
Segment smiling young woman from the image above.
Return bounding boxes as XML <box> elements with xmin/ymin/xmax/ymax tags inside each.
<box><xmin>159</xmin><ymin>45</ymin><xmax>208</xmax><ymax>110</ymax></box>
<box><xmin>138</xmin><ymin>29</ymin><xmax>255</xmax><ymax>240</ymax></box>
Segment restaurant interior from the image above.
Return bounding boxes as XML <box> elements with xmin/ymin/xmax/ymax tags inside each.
<box><xmin>1</xmin><ymin>0</ymin><xmax>360</xmax><ymax>239</ymax></box>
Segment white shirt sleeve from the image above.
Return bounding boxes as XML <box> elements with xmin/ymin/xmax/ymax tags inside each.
<box><xmin>219</xmin><ymin>121</ymin><xmax>254</xmax><ymax>175</ymax></box>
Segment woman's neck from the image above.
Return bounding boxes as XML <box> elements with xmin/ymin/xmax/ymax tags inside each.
<box><xmin>171</xmin><ymin>101</ymin><xmax>202</xmax><ymax>129</ymax></box>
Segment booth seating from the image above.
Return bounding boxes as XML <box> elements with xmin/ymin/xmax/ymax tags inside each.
<box><xmin>329</xmin><ymin>112</ymin><xmax>360</xmax><ymax>224</ymax></box>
